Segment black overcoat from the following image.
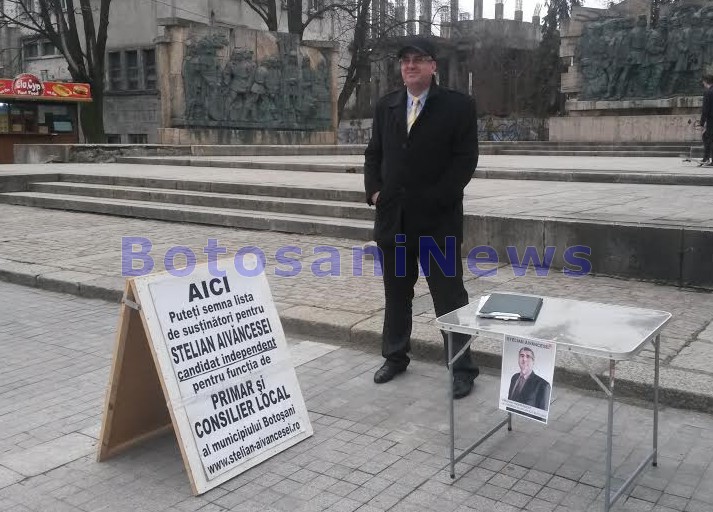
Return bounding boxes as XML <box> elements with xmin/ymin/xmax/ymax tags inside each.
<box><xmin>364</xmin><ymin>83</ymin><xmax>478</xmax><ymax>247</ymax></box>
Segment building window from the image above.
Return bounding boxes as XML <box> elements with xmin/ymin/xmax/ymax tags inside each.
<box><xmin>126</xmin><ymin>50</ymin><xmax>139</xmax><ymax>90</ymax></box>
<box><xmin>108</xmin><ymin>51</ymin><xmax>122</xmax><ymax>90</ymax></box>
<box><xmin>106</xmin><ymin>134</ymin><xmax>121</xmax><ymax>143</ymax></box>
<box><xmin>41</xmin><ymin>41</ymin><xmax>56</xmax><ymax>56</ymax></box>
<box><xmin>143</xmin><ymin>49</ymin><xmax>156</xmax><ymax>90</ymax></box>
<box><xmin>23</xmin><ymin>41</ymin><xmax>39</xmax><ymax>59</ymax></box>
<box><xmin>107</xmin><ymin>47</ymin><xmax>157</xmax><ymax>92</ymax></box>
<box><xmin>128</xmin><ymin>133</ymin><xmax>147</xmax><ymax>144</ymax></box>
<box><xmin>19</xmin><ymin>0</ymin><xmax>36</xmax><ymax>14</ymax></box>
<box><xmin>3</xmin><ymin>102</ymin><xmax>74</xmax><ymax>135</ymax></box>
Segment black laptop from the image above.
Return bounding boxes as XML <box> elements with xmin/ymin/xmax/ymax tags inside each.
<box><xmin>478</xmin><ymin>293</ymin><xmax>543</xmax><ymax>321</ymax></box>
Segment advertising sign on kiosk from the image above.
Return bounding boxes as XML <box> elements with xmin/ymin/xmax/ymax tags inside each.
<box><xmin>0</xmin><ymin>73</ymin><xmax>92</xmax><ymax>163</ymax></box>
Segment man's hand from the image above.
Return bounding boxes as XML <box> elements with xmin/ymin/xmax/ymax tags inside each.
<box><xmin>371</xmin><ymin>191</ymin><xmax>380</xmax><ymax>205</ymax></box>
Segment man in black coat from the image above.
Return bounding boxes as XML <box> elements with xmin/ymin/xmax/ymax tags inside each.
<box><xmin>699</xmin><ymin>75</ymin><xmax>713</xmax><ymax>166</ymax></box>
<box><xmin>508</xmin><ymin>347</ymin><xmax>551</xmax><ymax>411</ymax></box>
<box><xmin>364</xmin><ymin>37</ymin><xmax>479</xmax><ymax>399</ymax></box>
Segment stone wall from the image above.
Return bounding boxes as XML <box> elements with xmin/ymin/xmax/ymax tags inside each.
<box><xmin>156</xmin><ymin>23</ymin><xmax>338</xmax><ymax>144</ymax></box>
<box><xmin>104</xmin><ymin>94</ymin><xmax>161</xmax><ymax>143</ymax></box>
<box><xmin>549</xmin><ymin>114</ymin><xmax>701</xmax><ymax>143</ymax></box>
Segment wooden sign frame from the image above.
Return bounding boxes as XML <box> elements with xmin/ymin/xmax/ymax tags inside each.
<box><xmin>97</xmin><ymin>262</ymin><xmax>313</xmax><ymax>495</ymax></box>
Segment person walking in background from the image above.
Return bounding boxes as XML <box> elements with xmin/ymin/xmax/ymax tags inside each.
<box><xmin>698</xmin><ymin>75</ymin><xmax>713</xmax><ymax>166</ymax></box>
<box><xmin>364</xmin><ymin>37</ymin><xmax>480</xmax><ymax>399</ymax></box>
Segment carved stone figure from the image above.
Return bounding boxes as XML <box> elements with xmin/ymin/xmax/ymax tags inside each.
<box><xmin>264</xmin><ymin>58</ymin><xmax>283</xmax><ymax>122</ymax></box>
<box><xmin>181</xmin><ymin>32</ymin><xmax>332</xmax><ymax>129</ymax></box>
<box><xmin>224</xmin><ymin>49</ymin><xmax>255</xmax><ymax>122</ymax></box>
<box><xmin>575</xmin><ymin>4</ymin><xmax>713</xmax><ymax>101</ymax></box>
<box><xmin>643</xmin><ymin>17</ymin><xmax>668</xmax><ymax>97</ymax></box>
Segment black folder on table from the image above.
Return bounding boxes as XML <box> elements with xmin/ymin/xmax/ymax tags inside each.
<box><xmin>478</xmin><ymin>293</ymin><xmax>543</xmax><ymax>321</ymax></box>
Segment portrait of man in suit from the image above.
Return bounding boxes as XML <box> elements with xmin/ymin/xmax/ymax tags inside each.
<box><xmin>508</xmin><ymin>347</ymin><xmax>551</xmax><ymax>411</ymax></box>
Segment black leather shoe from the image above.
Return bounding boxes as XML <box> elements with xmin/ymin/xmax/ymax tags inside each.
<box><xmin>453</xmin><ymin>376</ymin><xmax>474</xmax><ymax>399</ymax></box>
<box><xmin>374</xmin><ymin>363</ymin><xmax>406</xmax><ymax>384</ymax></box>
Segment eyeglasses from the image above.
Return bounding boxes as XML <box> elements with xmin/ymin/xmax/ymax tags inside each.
<box><xmin>399</xmin><ymin>56</ymin><xmax>433</xmax><ymax>65</ymax></box>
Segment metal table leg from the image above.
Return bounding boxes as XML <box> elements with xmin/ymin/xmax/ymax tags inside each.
<box><xmin>449</xmin><ymin>331</ymin><xmax>455</xmax><ymax>479</ymax></box>
<box><xmin>604</xmin><ymin>359</ymin><xmax>615</xmax><ymax>512</ymax></box>
<box><xmin>573</xmin><ymin>350</ymin><xmax>659</xmax><ymax>512</ymax></box>
<box><xmin>653</xmin><ymin>334</ymin><xmax>660</xmax><ymax>467</ymax></box>
<box><xmin>448</xmin><ymin>331</ymin><xmax>511</xmax><ymax>479</ymax></box>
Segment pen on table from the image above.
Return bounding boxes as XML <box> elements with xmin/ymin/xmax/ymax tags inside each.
<box><xmin>479</xmin><ymin>312</ymin><xmax>522</xmax><ymax>320</ymax></box>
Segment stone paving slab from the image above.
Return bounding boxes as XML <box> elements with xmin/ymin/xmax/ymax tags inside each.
<box><xmin>1</xmin><ymin>282</ymin><xmax>713</xmax><ymax>512</ymax></box>
<box><xmin>0</xmin><ymin>433</ymin><xmax>96</xmax><ymax>477</ymax></box>
<box><xmin>1</xmin><ymin>204</ymin><xmax>713</xmax><ymax>414</ymax></box>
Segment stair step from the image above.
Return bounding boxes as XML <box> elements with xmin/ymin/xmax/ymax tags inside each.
<box><xmin>29</xmin><ymin>182</ymin><xmax>373</xmax><ymax>220</ymax></box>
<box><xmin>491</xmin><ymin>150</ymin><xmax>686</xmax><ymax>157</ymax></box>
<box><xmin>115</xmin><ymin>156</ymin><xmax>363</xmax><ymax>173</ymax></box>
<box><xmin>57</xmin><ymin>173</ymin><xmax>365</xmax><ymax>202</ymax></box>
<box><xmin>0</xmin><ymin>192</ymin><xmax>373</xmax><ymax>240</ymax></box>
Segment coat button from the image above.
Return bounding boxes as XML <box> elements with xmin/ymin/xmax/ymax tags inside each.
<box><xmin>402</xmin><ymin>143</ymin><xmax>408</xmax><ymax>149</ymax></box>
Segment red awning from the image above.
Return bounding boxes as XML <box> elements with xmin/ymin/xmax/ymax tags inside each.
<box><xmin>0</xmin><ymin>74</ymin><xmax>92</xmax><ymax>102</ymax></box>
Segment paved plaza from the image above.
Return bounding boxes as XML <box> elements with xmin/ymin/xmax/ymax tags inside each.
<box><xmin>1</xmin><ymin>155</ymin><xmax>713</xmax><ymax>510</ymax></box>
<box><xmin>1</xmin><ymin>282</ymin><xmax>713</xmax><ymax>512</ymax></box>
<box><xmin>1</xmin><ymin>194</ymin><xmax>713</xmax><ymax>409</ymax></box>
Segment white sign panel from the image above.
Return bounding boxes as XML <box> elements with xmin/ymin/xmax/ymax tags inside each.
<box><xmin>499</xmin><ymin>334</ymin><xmax>556</xmax><ymax>424</ymax></box>
<box><xmin>133</xmin><ymin>257</ymin><xmax>312</xmax><ymax>493</ymax></box>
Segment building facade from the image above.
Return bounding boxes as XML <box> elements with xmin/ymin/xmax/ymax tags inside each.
<box><xmin>0</xmin><ymin>0</ymin><xmax>337</xmax><ymax>143</ymax></box>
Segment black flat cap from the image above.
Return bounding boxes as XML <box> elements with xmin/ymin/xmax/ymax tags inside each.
<box><xmin>397</xmin><ymin>37</ymin><xmax>437</xmax><ymax>59</ymax></box>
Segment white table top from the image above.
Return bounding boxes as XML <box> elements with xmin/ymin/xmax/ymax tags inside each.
<box><xmin>436</xmin><ymin>292</ymin><xmax>671</xmax><ymax>360</ymax></box>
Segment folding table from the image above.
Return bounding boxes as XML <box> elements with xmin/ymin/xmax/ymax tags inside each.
<box><xmin>436</xmin><ymin>292</ymin><xmax>671</xmax><ymax>512</ymax></box>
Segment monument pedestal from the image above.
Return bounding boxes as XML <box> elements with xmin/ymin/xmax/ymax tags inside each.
<box><xmin>550</xmin><ymin>97</ymin><xmax>703</xmax><ymax>143</ymax></box>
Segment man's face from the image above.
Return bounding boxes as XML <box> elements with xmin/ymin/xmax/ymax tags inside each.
<box><xmin>400</xmin><ymin>51</ymin><xmax>436</xmax><ymax>94</ymax></box>
<box><xmin>704</xmin><ymin>81</ymin><xmax>712</xmax><ymax>90</ymax></box>
<box><xmin>518</xmin><ymin>349</ymin><xmax>534</xmax><ymax>376</ymax></box>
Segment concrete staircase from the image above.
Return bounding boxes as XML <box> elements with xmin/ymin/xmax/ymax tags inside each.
<box><xmin>0</xmin><ymin>174</ymin><xmax>374</xmax><ymax>240</ymax></box>
<box><xmin>1</xmin><ymin>171</ymin><xmax>712</xmax><ymax>289</ymax></box>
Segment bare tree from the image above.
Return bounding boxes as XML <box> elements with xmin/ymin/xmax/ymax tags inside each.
<box><xmin>0</xmin><ymin>0</ymin><xmax>111</xmax><ymax>142</ymax></box>
<box><xmin>334</xmin><ymin>0</ymin><xmax>453</xmax><ymax>120</ymax></box>
<box><xmin>244</xmin><ymin>0</ymin><xmax>355</xmax><ymax>38</ymax></box>
<box><xmin>336</xmin><ymin>0</ymin><xmax>371</xmax><ymax>119</ymax></box>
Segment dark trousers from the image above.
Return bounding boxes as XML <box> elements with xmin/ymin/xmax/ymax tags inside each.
<box><xmin>377</xmin><ymin>240</ymin><xmax>478</xmax><ymax>379</ymax></box>
<box><xmin>703</xmin><ymin>128</ymin><xmax>713</xmax><ymax>161</ymax></box>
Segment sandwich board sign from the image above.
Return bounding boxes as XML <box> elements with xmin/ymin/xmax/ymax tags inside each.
<box><xmin>97</xmin><ymin>257</ymin><xmax>313</xmax><ymax>494</ymax></box>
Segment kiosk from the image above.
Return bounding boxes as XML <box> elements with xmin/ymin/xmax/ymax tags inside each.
<box><xmin>0</xmin><ymin>73</ymin><xmax>91</xmax><ymax>163</ymax></box>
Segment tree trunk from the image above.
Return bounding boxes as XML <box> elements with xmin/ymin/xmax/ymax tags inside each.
<box><xmin>287</xmin><ymin>0</ymin><xmax>303</xmax><ymax>36</ymax></box>
<box><xmin>337</xmin><ymin>0</ymin><xmax>371</xmax><ymax>120</ymax></box>
<box><xmin>80</xmin><ymin>85</ymin><xmax>105</xmax><ymax>143</ymax></box>
<box><xmin>338</xmin><ymin>71</ymin><xmax>358</xmax><ymax>121</ymax></box>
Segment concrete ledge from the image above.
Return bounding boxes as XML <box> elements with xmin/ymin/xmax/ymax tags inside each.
<box><xmin>0</xmin><ymin>174</ymin><xmax>58</xmax><ymax>193</ymax></box>
<box><xmin>549</xmin><ymin>115</ymin><xmax>702</xmax><ymax>143</ymax></box>
<box><xmin>680</xmin><ymin>230</ymin><xmax>713</xmax><ymax>288</ymax></box>
<box><xmin>475</xmin><ymin>169</ymin><xmax>713</xmax><ymax>186</ymax></box>
<box><xmin>13</xmin><ymin>144</ymin><xmax>192</xmax><ymax>164</ymax></box>
<box><xmin>461</xmin><ymin>214</ymin><xmax>713</xmax><ymax>289</ymax></box>
<box><xmin>545</xmin><ymin>219</ymin><xmax>684</xmax><ymax>284</ymax></box>
<box><xmin>13</xmin><ymin>142</ymin><xmax>706</xmax><ymax>164</ymax></box>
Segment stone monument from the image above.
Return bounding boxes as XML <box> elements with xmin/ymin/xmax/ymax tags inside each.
<box><xmin>551</xmin><ymin>1</ymin><xmax>713</xmax><ymax>143</ymax></box>
<box><xmin>156</xmin><ymin>22</ymin><xmax>338</xmax><ymax>145</ymax></box>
